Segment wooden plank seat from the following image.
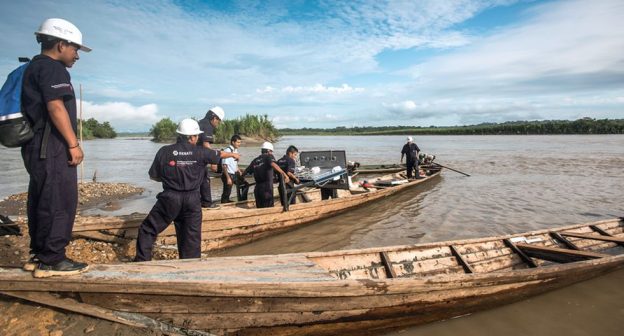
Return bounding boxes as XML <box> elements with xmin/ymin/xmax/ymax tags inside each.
<box><xmin>515</xmin><ymin>243</ymin><xmax>610</xmax><ymax>263</ymax></box>
<box><xmin>503</xmin><ymin>238</ymin><xmax>538</xmax><ymax>268</ymax></box>
<box><xmin>562</xmin><ymin>231</ymin><xmax>624</xmax><ymax>247</ymax></box>
<box><xmin>449</xmin><ymin>245</ymin><xmax>474</xmax><ymax>274</ymax></box>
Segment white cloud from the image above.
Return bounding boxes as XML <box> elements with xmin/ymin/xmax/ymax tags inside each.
<box><xmin>79</xmin><ymin>100</ymin><xmax>162</xmax><ymax>131</ymax></box>
<box><xmin>94</xmin><ymin>87</ymin><xmax>154</xmax><ymax>99</ymax></box>
<box><xmin>406</xmin><ymin>0</ymin><xmax>624</xmax><ymax>96</ymax></box>
<box><xmin>257</xmin><ymin>84</ymin><xmax>365</xmax><ymax>95</ymax></box>
<box><xmin>272</xmin><ymin>113</ymin><xmax>343</xmax><ymax>128</ymax></box>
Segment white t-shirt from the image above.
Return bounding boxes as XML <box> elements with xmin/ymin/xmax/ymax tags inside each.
<box><xmin>222</xmin><ymin>145</ymin><xmax>238</xmax><ymax>174</ymax></box>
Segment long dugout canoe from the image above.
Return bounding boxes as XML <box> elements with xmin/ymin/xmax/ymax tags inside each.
<box><xmin>236</xmin><ymin>163</ymin><xmax>407</xmax><ymax>175</ymax></box>
<box><xmin>1</xmin><ymin>218</ymin><xmax>622</xmax><ymax>335</ymax></box>
<box><xmin>69</xmin><ymin>168</ymin><xmax>441</xmax><ymax>253</ymax></box>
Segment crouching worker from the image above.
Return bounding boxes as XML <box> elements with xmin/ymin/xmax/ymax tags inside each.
<box><xmin>134</xmin><ymin>119</ymin><xmax>240</xmax><ymax>261</ymax></box>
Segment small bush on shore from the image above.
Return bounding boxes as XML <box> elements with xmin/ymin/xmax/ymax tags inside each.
<box><xmin>150</xmin><ymin>118</ymin><xmax>177</xmax><ymax>142</ymax></box>
<box><xmin>79</xmin><ymin>118</ymin><xmax>117</xmax><ymax>139</ymax></box>
<box><xmin>214</xmin><ymin>114</ymin><xmax>278</xmax><ymax>143</ymax></box>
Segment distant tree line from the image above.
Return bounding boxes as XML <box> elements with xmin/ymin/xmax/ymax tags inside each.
<box><xmin>279</xmin><ymin>118</ymin><xmax>624</xmax><ymax>136</ymax></box>
<box><xmin>79</xmin><ymin>118</ymin><xmax>117</xmax><ymax>139</ymax></box>
<box><xmin>149</xmin><ymin>114</ymin><xmax>279</xmax><ymax>143</ymax></box>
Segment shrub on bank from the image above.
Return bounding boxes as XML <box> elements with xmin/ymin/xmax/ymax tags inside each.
<box><xmin>78</xmin><ymin>118</ymin><xmax>117</xmax><ymax>139</ymax></box>
<box><xmin>150</xmin><ymin>118</ymin><xmax>177</xmax><ymax>143</ymax></box>
<box><xmin>214</xmin><ymin>114</ymin><xmax>278</xmax><ymax>144</ymax></box>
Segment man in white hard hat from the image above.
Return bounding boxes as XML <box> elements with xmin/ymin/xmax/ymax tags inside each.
<box><xmin>135</xmin><ymin>119</ymin><xmax>240</xmax><ymax>261</ymax></box>
<box><xmin>197</xmin><ymin>106</ymin><xmax>225</xmax><ymax>208</ymax></box>
<box><xmin>21</xmin><ymin>18</ymin><xmax>91</xmax><ymax>278</ymax></box>
<box><xmin>400</xmin><ymin>136</ymin><xmax>422</xmax><ymax>179</ymax></box>
<box><xmin>243</xmin><ymin>142</ymin><xmax>290</xmax><ymax>208</ymax></box>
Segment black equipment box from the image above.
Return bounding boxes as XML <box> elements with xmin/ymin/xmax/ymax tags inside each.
<box><xmin>297</xmin><ymin>150</ymin><xmax>349</xmax><ymax>189</ymax></box>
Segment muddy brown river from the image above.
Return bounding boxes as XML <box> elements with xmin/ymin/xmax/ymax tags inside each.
<box><xmin>1</xmin><ymin>134</ymin><xmax>623</xmax><ymax>335</ymax></box>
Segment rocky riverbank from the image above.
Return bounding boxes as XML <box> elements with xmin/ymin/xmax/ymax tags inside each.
<box><xmin>0</xmin><ymin>182</ymin><xmax>144</xmax><ymax>217</ymax></box>
<box><xmin>0</xmin><ymin>182</ymin><xmax>157</xmax><ymax>336</ymax></box>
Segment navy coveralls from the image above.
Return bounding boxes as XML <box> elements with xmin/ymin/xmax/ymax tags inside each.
<box><xmin>20</xmin><ymin>55</ymin><xmax>78</xmax><ymax>265</ymax></box>
<box><xmin>135</xmin><ymin>140</ymin><xmax>221</xmax><ymax>261</ymax></box>
<box><xmin>401</xmin><ymin>142</ymin><xmax>421</xmax><ymax>178</ymax></box>
<box><xmin>197</xmin><ymin>115</ymin><xmax>215</xmax><ymax>205</ymax></box>
<box><xmin>245</xmin><ymin>153</ymin><xmax>277</xmax><ymax>208</ymax></box>
<box><xmin>277</xmin><ymin>155</ymin><xmax>296</xmax><ymax>205</ymax></box>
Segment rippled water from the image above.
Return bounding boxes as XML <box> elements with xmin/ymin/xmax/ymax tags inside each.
<box><xmin>1</xmin><ymin>134</ymin><xmax>623</xmax><ymax>334</ymax></box>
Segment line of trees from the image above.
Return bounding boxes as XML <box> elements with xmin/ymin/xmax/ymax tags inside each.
<box><xmin>279</xmin><ymin>118</ymin><xmax>624</xmax><ymax>136</ymax></box>
<box><xmin>149</xmin><ymin>114</ymin><xmax>279</xmax><ymax>143</ymax></box>
<box><xmin>79</xmin><ymin>118</ymin><xmax>117</xmax><ymax>139</ymax></box>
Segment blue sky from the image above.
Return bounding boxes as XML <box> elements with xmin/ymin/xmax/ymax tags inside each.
<box><xmin>1</xmin><ymin>0</ymin><xmax>622</xmax><ymax>131</ymax></box>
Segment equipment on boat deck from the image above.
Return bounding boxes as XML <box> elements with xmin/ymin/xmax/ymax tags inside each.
<box><xmin>280</xmin><ymin>150</ymin><xmax>350</xmax><ymax>211</ymax></box>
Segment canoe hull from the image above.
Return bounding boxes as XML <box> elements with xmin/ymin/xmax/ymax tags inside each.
<box><xmin>72</xmin><ymin>170</ymin><xmax>441</xmax><ymax>252</ymax></box>
<box><xmin>2</xmin><ymin>218</ymin><xmax>622</xmax><ymax>335</ymax></box>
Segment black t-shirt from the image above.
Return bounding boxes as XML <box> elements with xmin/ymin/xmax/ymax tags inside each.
<box><xmin>197</xmin><ymin>114</ymin><xmax>215</xmax><ymax>145</ymax></box>
<box><xmin>247</xmin><ymin>153</ymin><xmax>276</xmax><ymax>184</ymax></box>
<box><xmin>277</xmin><ymin>155</ymin><xmax>296</xmax><ymax>174</ymax></box>
<box><xmin>401</xmin><ymin>143</ymin><xmax>420</xmax><ymax>161</ymax></box>
<box><xmin>21</xmin><ymin>54</ymin><xmax>77</xmax><ymax>148</ymax></box>
<box><xmin>150</xmin><ymin>139</ymin><xmax>221</xmax><ymax>191</ymax></box>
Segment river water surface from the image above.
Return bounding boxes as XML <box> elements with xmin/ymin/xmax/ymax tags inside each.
<box><xmin>1</xmin><ymin>135</ymin><xmax>623</xmax><ymax>335</ymax></box>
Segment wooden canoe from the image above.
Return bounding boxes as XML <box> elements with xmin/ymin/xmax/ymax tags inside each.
<box><xmin>69</xmin><ymin>168</ymin><xmax>442</xmax><ymax>253</ymax></box>
<box><xmin>1</xmin><ymin>218</ymin><xmax>622</xmax><ymax>335</ymax></box>
<box><xmin>236</xmin><ymin>163</ymin><xmax>410</xmax><ymax>176</ymax></box>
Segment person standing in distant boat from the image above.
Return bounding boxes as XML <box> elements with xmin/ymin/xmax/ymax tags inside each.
<box><xmin>197</xmin><ymin>106</ymin><xmax>224</xmax><ymax>208</ymax></box>
<box><xmin>400</xmin><ymin>136</ymin><xmax>421</xmax><ymax>179</ymax></box>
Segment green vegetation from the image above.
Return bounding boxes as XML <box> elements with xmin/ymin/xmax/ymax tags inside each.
<box><xmin>214</xmin><ymin>114</ymin><xmax>278</xmax><ymax>143</ymax></box>
<box><xmin>79</xmin><ymin>118</ymin><xmax>117</xmax><ymax>139</ymax></box>
<box><xmin>149</xmin><ymin>114</ymin><xmax>279</xmax><ymax>143</ymax></box>
<box><xmin>279</xmin><ymin>118</ymin><xmax>624</xmax><ymax>136</ymax></box>
<box><xmin>150</xmin><ymin>118</ymin><xmax>178</xmax><ymax>142</ymax></box>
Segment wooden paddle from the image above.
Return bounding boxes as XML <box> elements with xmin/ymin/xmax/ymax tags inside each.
<box><xmin>433</xmin><ymin>163</ymin><xmax>470</xmax><ymax>176</ymax></box>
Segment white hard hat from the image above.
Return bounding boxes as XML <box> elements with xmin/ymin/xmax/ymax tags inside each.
<box><xmin>208</xmin><ymin>106</ymin><xmax>225</xmax><ymax>120</ymax></box>
<box><xmin>35</xmin><ymin>18</ymin><xmax>92</xmax><ymax>52</ymax></box>
<box><xmin>406</xmin><ymin>136</ymin><xmax>413</xmax><ymax>142</ymax></box>
<box><xmin>176</xmin><ymin>119</ymin><xmax>203</xmax><ymax>135</ymax></box>
<box><xmin>261</xmin><ymin>141</ymin><xmax>274</xmax><ymax>151</ymax></box>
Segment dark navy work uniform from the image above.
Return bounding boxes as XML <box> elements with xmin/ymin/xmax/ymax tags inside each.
<box><xmin>20</xmin><ymin>55</ymin><xmax>78</xmax><ymax>265</ymax></box>
<box><xmin>197</xmin><ymin>114</ymin><xmax>215</xmax><ymax>205</ymax></box>
<box><xmin>401</xmin><ymin>142</ymin><xmax>421</xmax><ymax>178</ymax></box>
<box><xmin>277</xmin><ymin>155</ymin><xmax>296</xmax><ymax>205</ymax></box>
<box><xmin>244</xmin><ymin>153</ymin><xmax>277</xmax><ymax>208</ymax></box>
<box><xmin>135</xmin><ymin>139</ymin><xmax>221</xmax><ymax>261</ymax></box>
